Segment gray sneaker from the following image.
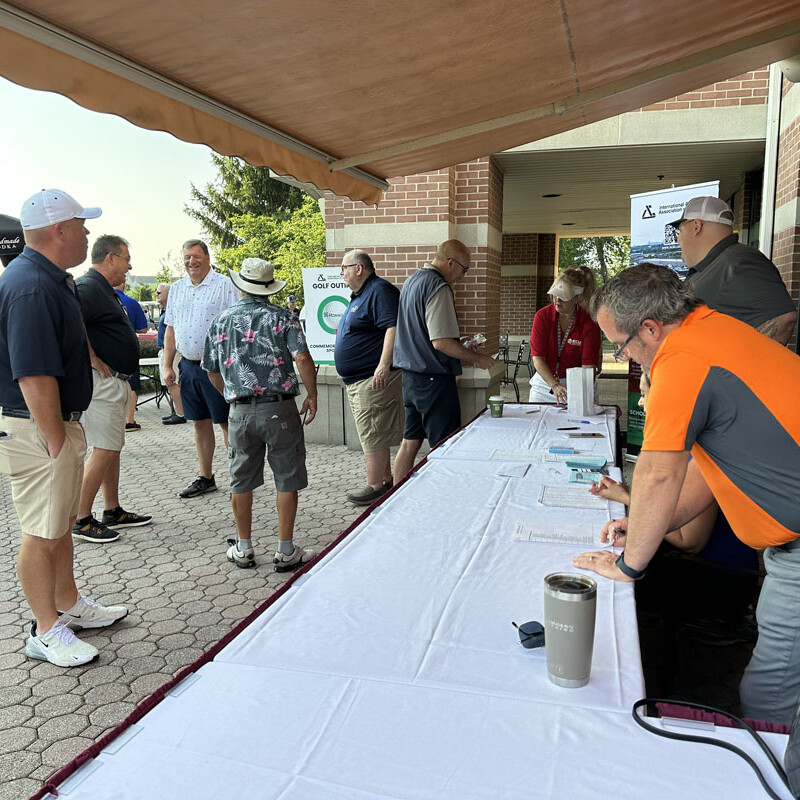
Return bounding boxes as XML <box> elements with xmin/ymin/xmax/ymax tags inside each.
<box><xmin>25</xmin><ymin>620</ymin><xmax>99</xmax><ymax>667</ymax></box>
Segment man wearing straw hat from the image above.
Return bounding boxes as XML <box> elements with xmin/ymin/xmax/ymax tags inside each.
<box><xmin>204</xmin><ymin>258</ymin><xmax>318</xmax><ymax>572</ymax></box>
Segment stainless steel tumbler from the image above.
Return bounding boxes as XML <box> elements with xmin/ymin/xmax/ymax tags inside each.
<box><xmin>544</xmin><ymin>573</ymin><xmax>597</xmax><ymax>688</ymax></box>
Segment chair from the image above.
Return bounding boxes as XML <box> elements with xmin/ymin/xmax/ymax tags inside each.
<box><xmin>500</xmin><ymin>342</ymin><xmax>525</xmax><ymax>402</ymax></box>
<box><xmin>519</xmin><ymin>340</ymin><xmax>534</xmax><ymax>377</ymax></box>
<box><xmin>498</xmin><ymin>331</ymin><xmax>509</xmax><ymax>365</ymax></box>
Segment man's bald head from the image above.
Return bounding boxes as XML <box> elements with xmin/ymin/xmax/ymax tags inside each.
<box><xmin>432</xmin><ymin>239</ymin><xmax>471</xmax><ymax>285</ymax></box>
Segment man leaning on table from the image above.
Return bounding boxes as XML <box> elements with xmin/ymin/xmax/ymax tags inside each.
<box><xmin>0</xmin><ymin>189</ymin><xmax>127</xmax><ymax>667</ymax></box>
<box><xmin>393</xmin><ymin>239</ymin><xmax>494</xmax><ymax>481</ymax></box>
<box><xmin>203</xmin><ymin>257</ymin><xmax>318</xmax><ymax>572</ymax></box>
<box><xmin>573</xmin><ymin>263</ymin><xmax>800</xmax><ymax>725</ymax></box>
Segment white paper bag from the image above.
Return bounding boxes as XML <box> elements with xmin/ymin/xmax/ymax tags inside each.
<box><xmin>567</xmin><ymin>366</ymin><xmax>594</xmax><ymax>417</ymax></box>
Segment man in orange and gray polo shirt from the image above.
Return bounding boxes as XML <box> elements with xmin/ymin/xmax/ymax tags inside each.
<box><xmin>573</xmin><ymin>263</ymin><xmax>800</xmax><ymax>724</ymax></box>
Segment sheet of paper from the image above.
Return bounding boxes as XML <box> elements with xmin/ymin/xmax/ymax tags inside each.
<box><xmin>513</xmin><ymin>520</ymin><xmax>602</xmax><ymax>546</ymax></box>
<box><xmin>538</xmin><ymin>484</ymin><xmax>609</xmax><ymax>509</ymax></box>
<box><xmin>496</xmin><ymin>462</ymin><xmax>530</xmax><ymax>478</ymax></box>
<box><xmin>543</xmin><ymin>438</ymin><xmax>599</xmax><ymax>453</ymax></box>
<box><xmin>490</xmin><ymin>448</ymin><xmax>541</xmax><ymax>462</ymax></box>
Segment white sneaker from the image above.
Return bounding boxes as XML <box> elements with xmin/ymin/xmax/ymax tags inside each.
<box><xmin>25</xmin><ymin>620</ymin><xmax>99</xmax><ymax>667</ymax></box>
<box><xmin>273</xmin><ymin>545</ymin><xmax>316</xmax><ymax>573</ymax></box>
<box><xmin>58</xmin><ymin>595</ymin><xmax>129</xmax><ymax>630</ymax></box>
<box><xmin>226</xmin><ymin>538</ymin><xmax>256</xmax><ymax>569</ymax></box>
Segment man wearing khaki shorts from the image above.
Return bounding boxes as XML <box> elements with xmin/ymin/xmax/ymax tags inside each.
<box><xmin>334</xmin><ymin>250</ymin><xmax>403</xmax><ymax>506</ymax></box>
<box><xmin>0</xmin><ymin>189</ymin><xmax>127</xmax><ymax>667</ymax></box>
<box><xmin>74</xmin><ymin>234</ymin><xmax>152</xmax><ymax>543</ymax></box>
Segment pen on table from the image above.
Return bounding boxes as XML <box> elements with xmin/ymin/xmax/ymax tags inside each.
<box><xmin>556</xmin><ymin>426</ymin><xmax>579</xmax><ymax>430</ymax></box>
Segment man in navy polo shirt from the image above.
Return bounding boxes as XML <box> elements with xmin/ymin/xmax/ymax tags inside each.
<box><xmin>335</xmin><ymin>249</ymin><xmax>402</xmax><ymax>506</ymax></box>
<box><xmin>0</xmin><ymin>189</ymin><xmax>128</xmax><ymax>667</ymax></box>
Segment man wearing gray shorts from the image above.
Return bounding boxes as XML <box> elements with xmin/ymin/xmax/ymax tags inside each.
<box><xmin>203</xmin><ymin>258</ymin><xmax>319</xmax><ymax>571</ymax></box>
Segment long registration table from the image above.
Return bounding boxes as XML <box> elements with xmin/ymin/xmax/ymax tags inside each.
<box><xmin>46</xmin><ymin>405</ymin><xmax>790</xmax><ymax>799</ymax></box>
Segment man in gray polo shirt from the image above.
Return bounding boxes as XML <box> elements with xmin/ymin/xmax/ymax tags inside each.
<box><xmin>393</xmin><ymin>239</ymin><xmax>494</xmax><ymax>481</ymax></box>
<box><xmin>204</xmin><ymin>258</ymin><xmax>318</xmax><ymax>572</ymax></box>
<box><xmin>671</xmin><ymin>196</ymin><xmax>796</xmax><ymax>344</ymax></box>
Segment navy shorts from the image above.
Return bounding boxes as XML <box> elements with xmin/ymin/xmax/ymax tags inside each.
<box><xmin>401</xmin><ymin>371</ymin><xmax>461</xmax><ymax>448</ymax></box>
<box><xmin>178</xmin><ymin>358</ymin><xmax>229</xmax><ymax>424</ymax></box>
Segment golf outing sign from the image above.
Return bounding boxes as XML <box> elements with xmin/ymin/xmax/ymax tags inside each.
<box><xmin>301</xmin><ymin>267</ymin><xmax>349</xmax><ymax>365</ymax></box>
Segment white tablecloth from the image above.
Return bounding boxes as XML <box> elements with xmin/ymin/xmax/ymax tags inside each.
<box><xmin>52</xmin><ymin>407</ymin><xmax>791</xmax><ymax>800</ymax></box>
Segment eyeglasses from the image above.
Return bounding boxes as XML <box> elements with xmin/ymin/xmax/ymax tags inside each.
<box><xmin>613</xmin><ymin>325</ymin><xmax>642</xmax><ymax>362</ymax></box>
<box><xmin>114</xmin><ymin>252</ymin><xmax>131</xmax><ymax>263</ymax></box>
<box><xmin>673</xmin><ymin>219</ymin><xmax>693</xmax><ymax>234</ymax></box>
<box><xmin>450</xmin><ymin>257</ymin><xmax>469</xmax><ymax>274</ymax></box>
<box><xmin>341</xmin><ymin>263</ymin><xmax>358</xmax><ymax>270</ymax></box>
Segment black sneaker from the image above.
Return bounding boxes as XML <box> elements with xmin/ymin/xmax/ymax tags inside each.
<box><xmin>125</xmin><ymin>422</ymin><xmax>141</xmax><ymax>431</ymax></box>
<box><xmin>162</xmin><ymin>413</ymin><xmax>187</xmax><ymax>425</ymax></box>
<box><xmin>102</xmin><ymin>507</ymin><xmax>153</xmax><ymax>529</ymax></box>
<box><xmin>179</xmin><ymin>475</ymin><xmax>217</xmax><ymax>498</ymax></box>
<box><xmin>72</xmin><ymin>516</ymin><xmax>120</xmax><ymax>543</ymax></box>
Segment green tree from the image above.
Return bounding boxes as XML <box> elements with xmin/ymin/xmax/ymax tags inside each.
<box><xmin>185</xmin><ymin>155</ymin><xmax>307</xmax><ymax>250</ymax></box>
<box><xmin>127</xmin><ymin>282</ymin><xmax>155</xmax><ymax>301</ymax></box>
<box><xmin>155</xmin><ymin>249</ymin><xmax>184</xmax><ymax>286</ymax></box>
<box><xmin>558</xmin><ymin>235</ymin><xmax>631</xmax><ymax>286</ymax></box>
<box><xmin>215</xmin><ymin>196</ymin><xmax>324</xmax><ymax>305</ymax></box>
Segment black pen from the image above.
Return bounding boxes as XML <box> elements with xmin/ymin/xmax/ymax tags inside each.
<box><xmin>556</xmin><ymin>426</ymin><xmax>579</xmax><ymax>430</ymax></box>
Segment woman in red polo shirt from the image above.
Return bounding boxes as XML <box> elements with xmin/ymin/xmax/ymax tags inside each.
<box><xmin>528</xmin><ymin>266</ymin><xmax>602</xmax><ymax>404</ymax></box>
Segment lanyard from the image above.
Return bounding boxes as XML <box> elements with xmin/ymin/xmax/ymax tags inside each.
<box><xmin>555</xmin><ymin>309</ymin><xmax>576</xmax><ymax>378</ymax></box>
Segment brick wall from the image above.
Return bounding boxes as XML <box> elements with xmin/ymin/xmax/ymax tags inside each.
<box><xmin>499</xmin><ymin>234</ymin><xmax>557</xmax><ymax>335</ymax></box>
<box><xmin>775</xmin><ymin>114</ymin><xmax>800</xmax><ymax>212</ymax></box>
<box><xmin>636</xmin><ymin>68</ymin><xmax>769</xmax><ymax>111</ymax></box>
<box><xmin>324</xmin><ymin>169</ymin><xmax>453</xmax><ymax>231</ymax></box>
<box><xmin>455</xmin><ymin>158</ymin><xmax>493</xmax><ymax>225</ymax></box>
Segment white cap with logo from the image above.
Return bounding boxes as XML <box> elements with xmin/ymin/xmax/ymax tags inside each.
<box><xmin>20</xmin><ymin>189</ymin><xmax>102</xmax><ymax>231</ymax></box>
<box><xmin>669</xmin><ymin>196</ymin><xmax>733</xmax><ymax>228</ymax></box>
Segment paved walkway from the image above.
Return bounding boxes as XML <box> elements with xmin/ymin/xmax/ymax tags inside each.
<box><xmin>0</xmin><ymin>395</ymin><xmax>369</xmax><ymax>800</ymax></box>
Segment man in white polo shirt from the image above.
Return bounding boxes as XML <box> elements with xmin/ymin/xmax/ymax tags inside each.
<box><xmin>162</xmin><ymin>239</ymin><xmax>240</xmax><ymax>498</ymax></box>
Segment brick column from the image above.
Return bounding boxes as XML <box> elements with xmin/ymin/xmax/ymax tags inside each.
<box><xmin>323</xmin><ymin>156</ymin><xmax>504</xmax><ymax>352</ymax></box>
<box><xmin>772</xmin><ymin>78</ymin><xmax>800</xmax><ymax>333</ymax></box>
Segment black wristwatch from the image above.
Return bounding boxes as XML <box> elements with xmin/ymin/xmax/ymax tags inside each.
<box><xmin>615</xmin><ymin>551</ymin><xmax>646</xmax><ymax>580</ymax></box>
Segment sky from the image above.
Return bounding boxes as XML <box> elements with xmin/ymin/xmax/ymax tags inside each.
<box><xmin>0</xmin><ymin>76</ymin><xmax>219</xmax><ymax>278</ymax></box>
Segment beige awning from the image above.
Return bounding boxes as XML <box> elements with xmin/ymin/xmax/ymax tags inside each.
<box><xmin>1</xmin><ymin>1</ymin><xmax>800</xmax><ymax>204</ymax></box>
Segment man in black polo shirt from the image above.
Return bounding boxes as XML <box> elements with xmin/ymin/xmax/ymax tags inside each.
<box><xmin>73</xmin><ymin>235</ymin><xmax>153</xmax><ymax>543</ymax></box>
<box><xmin>671</xmin><ymin>196</ymin><xmax>797</xmax><ymax>344</ymax></box>
<box><xmin>0</xmin><ymin>189</ymin><xmax>128</xmax><ymax>667</ymax></box>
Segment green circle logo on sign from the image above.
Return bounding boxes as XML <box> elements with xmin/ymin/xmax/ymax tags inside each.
<box><xmin>317</xmin><ymin>295</ymin><xmax>349</xmax><ymax>335</ymax></box>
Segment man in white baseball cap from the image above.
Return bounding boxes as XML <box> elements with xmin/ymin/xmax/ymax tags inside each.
<box><xmin>20</xmin><ymin>188</ymin><xmax>102</xmax><ymax>231</ymax></box>
<box><xmin>670</xmin><ymin>195</ymin><xmax>796</xmax><ymax>344</ymax></box>
<box><xmin>0</xmin><ymin>189</ymin><xmax>129</xmax><ymax>668</ymax></box>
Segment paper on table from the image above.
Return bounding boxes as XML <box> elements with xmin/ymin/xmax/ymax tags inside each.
<box><xmin>490</xmin><ymin>448</ymin><xmax>541</xmax><ymax>462</ymax></box>
<box><xmin>543</xmin><ymin>438</ymin><xmax>599</xmax><ymax>453</ymax></box>
<box><xmin>538</xmin><ymin>485</ymin><xmax>609</xmax><ymax>509</ymax></box>
<box><xmin>496</xmin><ymin>462</ymin><xmax>530</xmax><ymax>478</ymax></box>
<box><xmin>513</xmin><ymin>519</ymin><xmax>602</xmax><ymax>546</ymax></box>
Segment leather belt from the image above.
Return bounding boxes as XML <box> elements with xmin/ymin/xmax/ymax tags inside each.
<box><xmin>0</xmin><ymin>407</ymin><xmax>82</xmax><ymax>422</ymax></box>
<box><xmin>111</xmin><ymin>370</ymin><xmax>133</xmax><ymax>381</ymax></box>
<box><xmin>232</xmin><ymin>394</ymin><xmax>286</xmax><ymax>404</ymax></box>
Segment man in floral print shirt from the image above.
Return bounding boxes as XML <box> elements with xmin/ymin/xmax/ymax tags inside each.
<box><xmin>203</xmin><ymin>258</ymin><xmax>318</xmax><ymax>572</ymax></box>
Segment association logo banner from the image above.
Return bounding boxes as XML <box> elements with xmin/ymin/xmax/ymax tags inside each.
<box><xmin>300</xmin><ymin>267</ymin><xmax>350</xmax><ymax>365</ymax></box>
